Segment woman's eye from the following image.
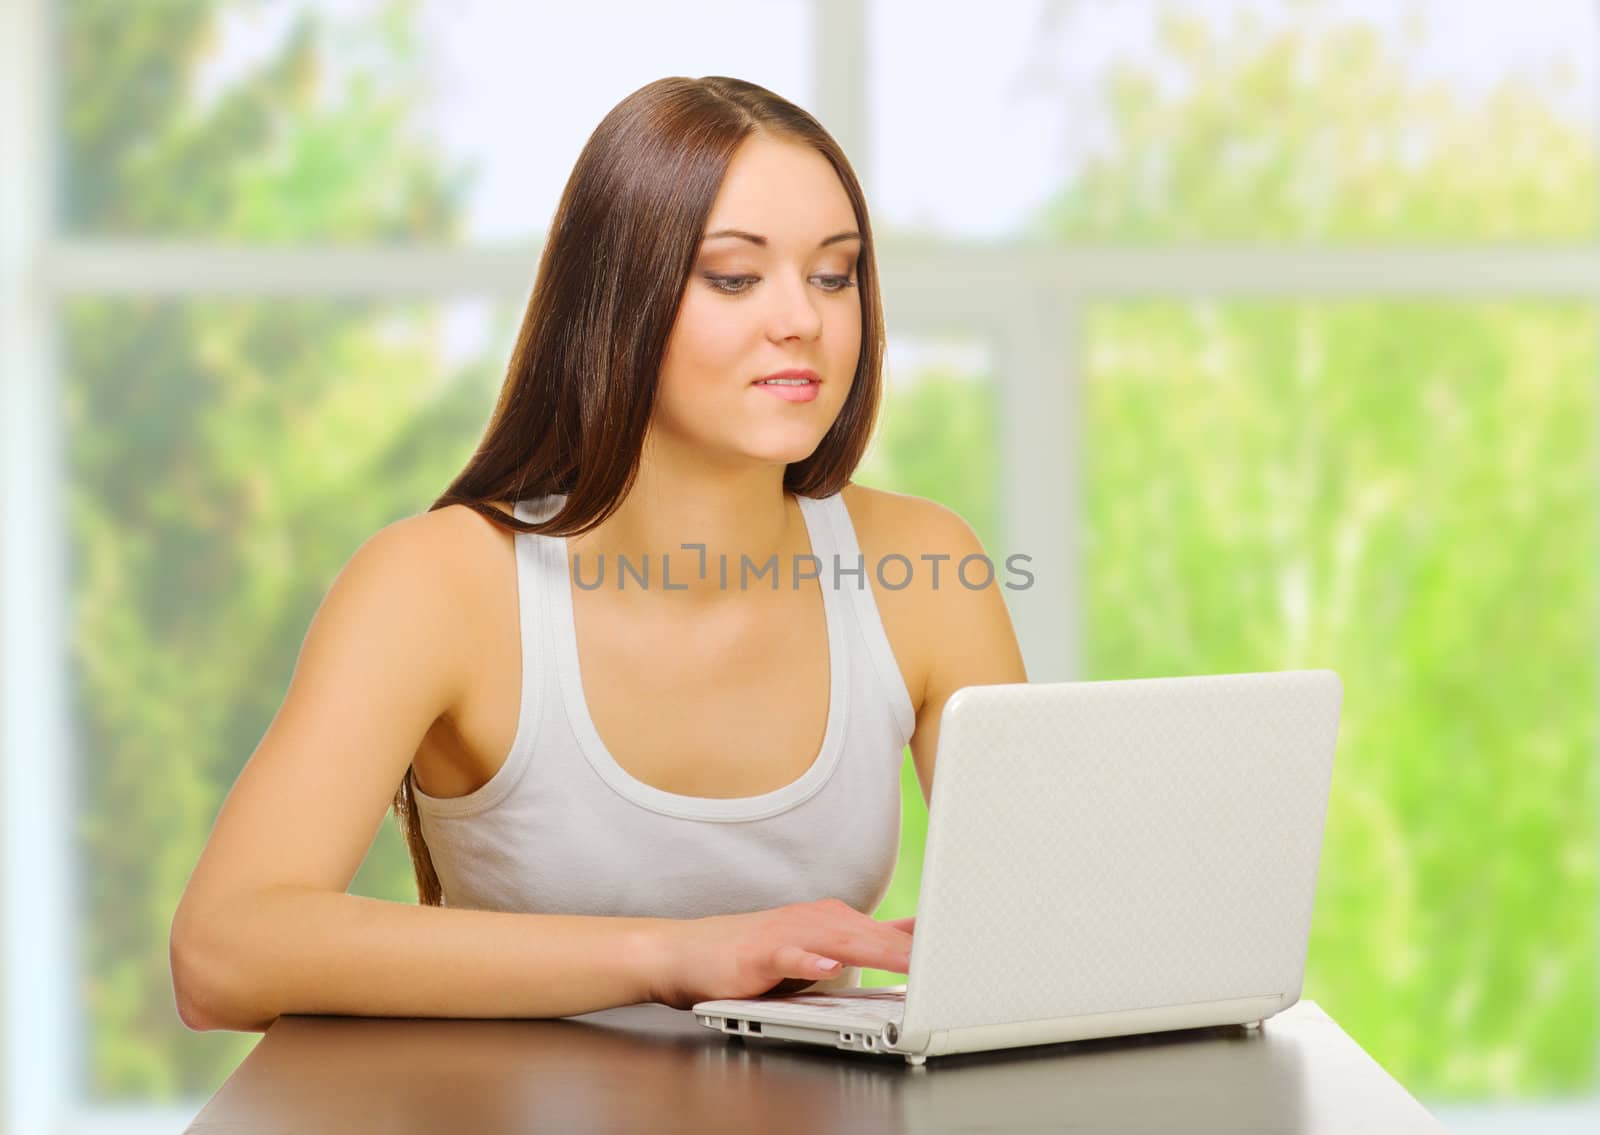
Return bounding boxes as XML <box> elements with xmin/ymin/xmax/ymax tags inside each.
<box><xmin>702</xmin><ymin>273</ymin><xmax>858</xmax><ymax>295</ymax></box>
<box><xmin>704</xmin><ymin>274</ymin><xmax>758</xmax><ymax>294</ymax></box>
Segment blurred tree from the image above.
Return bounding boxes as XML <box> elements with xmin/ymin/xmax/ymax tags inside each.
<box><xmin>1020</xmin><ymin>2</ymin><xmax>1597</xmax><ymax>1098</ymax></box>
<box><xmin>61</xmin><ymin>0</ymin><xmax>490</xmax><ymax>1098</ymax></box>
<box><xmin>1027</xmin><ymin>1</ymin><xmax>1595</xmax><ymax>241</ymax></box>
<box><xmin>1079</xmin><ymin>298</ymin><xmax>1595</xmax><ymax>1097</ymax></box>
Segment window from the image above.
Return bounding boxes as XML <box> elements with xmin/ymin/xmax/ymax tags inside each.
<box><xmin>3</xmin><ymin>1</ymin><xmax>1595</xmax><ymax>1129</ymax></box>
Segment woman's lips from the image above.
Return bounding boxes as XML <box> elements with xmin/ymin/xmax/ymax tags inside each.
<box><xmin>753</xmin><ymin>379</ymin><xmax>820</xmax><ymax>403</ymax></box>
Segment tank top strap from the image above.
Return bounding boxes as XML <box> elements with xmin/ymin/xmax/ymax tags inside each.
<box><xmin>410</xmin><ymin>497</ymin><xmax>551</xmax><ymax>818</ymax></box>
<box><xmin>806</xmin><ymin>491</ymin><xmax>918</xmax><ymax>746</ymax></box>
<box><xmin>513</xmin><ymin>493</ymin><xmax>564</xmax><ymax>665</ymax></box>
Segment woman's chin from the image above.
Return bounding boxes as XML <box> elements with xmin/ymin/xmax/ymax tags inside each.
<box><xmin>754</xmin><ymin>443</ymin><xmax>827</xmax><ymax>467</ymax></box>
<box><xmin>650</xmin><ymin>420</ymin><xmax>825</xmax><ymax>467</ymax></box>
<box><xmin>732</xmin><ymin>431</ymin><xmax>830</xmax><ymax>467</ymax></box>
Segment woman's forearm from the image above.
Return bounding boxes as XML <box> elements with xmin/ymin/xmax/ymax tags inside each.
<box><xmin>171</xmin><ymin>885</ymin><xmax>667</xmax><ymax>1032</ymax></box>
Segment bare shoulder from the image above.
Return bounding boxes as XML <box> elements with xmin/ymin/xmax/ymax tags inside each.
<box><xmin>358</xmin><ymin>501</ymin><xmax>519</xmax><ymax>675</ymax></box>
<box><xmin>403</xmin><ymin>499</ymin><xmax>519</xmax><ymax>587</ymax></box>
<box><xmin>836</xmin><ymin>483</ymin><xmax>993</xmax><ymax>716</ymax></box>
<box><xmin>838</xmin><ymin>481</ymin><xmax>984</xmax><ymax>555</ymax></box>
<box><xmin>345</xmin><ymin>502</ymin><xmax>496</xmax><ymax>627</ymax></box>
<box><xmin>839</xmin><ymin>482</ymin><xmax>1027</xmax><ymax>803</ymax></box>
<box><xmin>412</xmin><ymin>498</ymin><xmax>520</xmax><ymax>543</ymax></box>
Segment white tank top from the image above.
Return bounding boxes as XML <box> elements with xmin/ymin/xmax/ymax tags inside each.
<box><xmin>410</xmin><ymin>490</ymin><xmax>916</xmax><ymax>970</ymax></box>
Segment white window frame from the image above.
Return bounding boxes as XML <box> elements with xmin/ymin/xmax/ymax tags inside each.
<box><xmin>2</xmin><ymin>0</ymin><xmax>1596</xmax><ymax>1130</ymax></box>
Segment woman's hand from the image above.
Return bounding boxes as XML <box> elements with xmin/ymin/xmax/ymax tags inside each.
<box><xmin>646</xmin><ymin>898</ymin><xmax>917</xmax><ymax>1010</ymax></box>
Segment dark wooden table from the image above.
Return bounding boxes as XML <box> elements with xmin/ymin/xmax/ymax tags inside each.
<box><xmin>186</xmin><ymin>998</ymin><xmax>1446</xmax><ymax>1133</ymax></box>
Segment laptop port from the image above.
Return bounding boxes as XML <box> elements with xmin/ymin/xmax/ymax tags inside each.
<box><xmin>747</xmin><ymin>1021</ymin><xmax>761</xmax><ymax>1034</ymax></box>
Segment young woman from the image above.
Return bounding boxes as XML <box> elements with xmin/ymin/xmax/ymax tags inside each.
<box><xmin>170</xmin><ymin>76</ymin><xmax>1027</xmax><ymax>1032</ymax></box>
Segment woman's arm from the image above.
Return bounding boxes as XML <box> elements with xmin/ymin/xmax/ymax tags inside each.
<box><xmin>169</xmin><ymin>510</ymin><xmax>662</xmax><ymax>1030</ymax></box>
<box><xmin>174</xmin><ymin>889</ymin><xmax>665</xmax><ymax>1031</ymax></box>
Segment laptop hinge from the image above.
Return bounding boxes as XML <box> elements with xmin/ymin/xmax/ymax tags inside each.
<box><xmin>906</xmin><ymin>993</ymin><xmax>1287</xmax><ymax>1060</ymax></box>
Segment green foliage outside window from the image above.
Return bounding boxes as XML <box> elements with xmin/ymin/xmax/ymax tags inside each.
<box><xmin>63</xmin><ymin>0</ymin><xmax>485</xmax><ymax>1096</ymax></box>
<box><xmin>866</xmin><ymin>8</ymin><xmax>1600</xmax><ymax>1101</ymax></box>
<box><xmin>1080</xmin><ymin>299</ymin><xmax>1597</xmax><ymax>1096</ymax></box>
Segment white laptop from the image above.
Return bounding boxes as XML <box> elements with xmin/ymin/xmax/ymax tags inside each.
<box><xmin>693</xmin><ymin>669</ymin><xmax>1344</xmax><ymax>1066</ymax></box>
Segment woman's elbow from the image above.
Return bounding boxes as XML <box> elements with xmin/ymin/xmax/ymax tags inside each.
<box><xmin>169</xmin><ymin>903</ymin><xmax>266</xmax><ymax>1033</ymax></box>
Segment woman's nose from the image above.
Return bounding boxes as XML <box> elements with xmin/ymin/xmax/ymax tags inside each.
<box><xmin>767</xmin><ymin>275</ymin><xmax>824</xmax><ymax>340</ymax></box>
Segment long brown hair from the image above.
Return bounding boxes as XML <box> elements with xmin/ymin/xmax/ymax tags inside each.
<box><xmin>393</xmin><ymin>76</ymin><xmax>888</xmax><ymax>905</ymax></box>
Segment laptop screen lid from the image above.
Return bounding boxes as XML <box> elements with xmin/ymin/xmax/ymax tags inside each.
<box><xmin>896</xmin><ymin>669</ymin><xmax>1343</xmax><ymax>1055</ymax></box>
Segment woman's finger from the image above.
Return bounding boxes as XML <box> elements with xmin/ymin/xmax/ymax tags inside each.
<box><xmin>771</xmin><ymin>943</ymin><xmax>844</xmax><ymax>980</ymax></box>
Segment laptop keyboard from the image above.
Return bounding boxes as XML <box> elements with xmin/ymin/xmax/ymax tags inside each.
<box><xmin>752</xmin><ymin>988</ymin><xmax>906</xmax><ymax>1026</ymax></box>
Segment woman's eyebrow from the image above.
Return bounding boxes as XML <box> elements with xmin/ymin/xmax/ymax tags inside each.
<box><xmin>702</xmin><ymin>229</ymin><xmax>863</xmax><ymax>248</ymax></box>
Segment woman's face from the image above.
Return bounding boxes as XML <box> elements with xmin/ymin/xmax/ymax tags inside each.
<box><xmin>652</xmin><ymin>133</ymin><xmax>864</xmax><ymax>470</ymax></box>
